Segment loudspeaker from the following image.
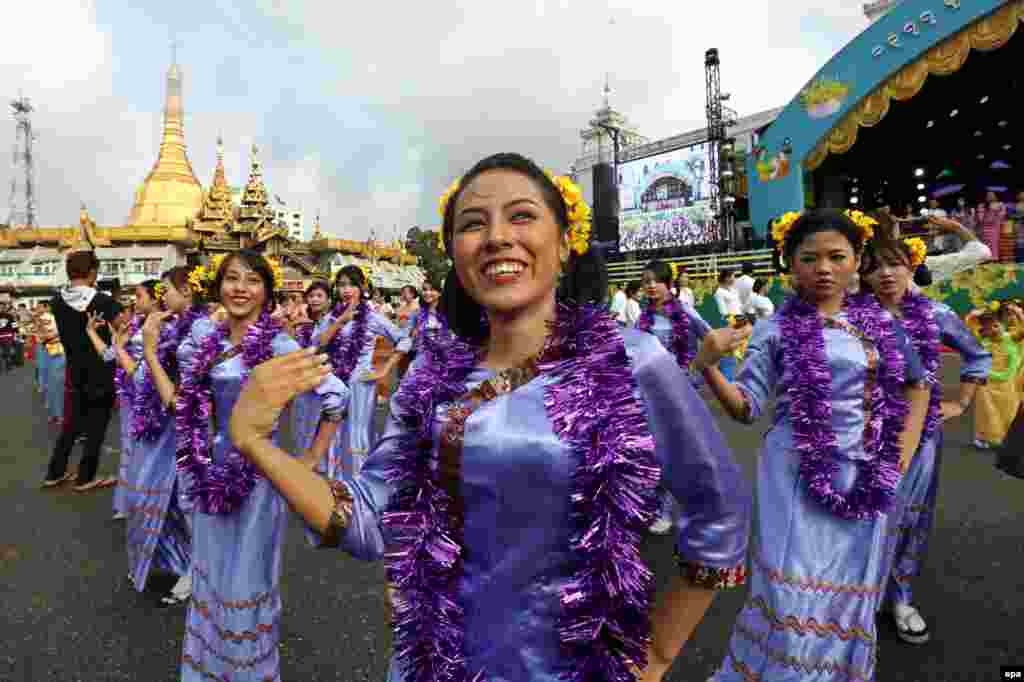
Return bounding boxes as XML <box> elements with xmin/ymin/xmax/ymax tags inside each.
<box><xmin>592</xmin><ymin>162</ymin><xmax>620</xmax><ymax>245</ymax></box>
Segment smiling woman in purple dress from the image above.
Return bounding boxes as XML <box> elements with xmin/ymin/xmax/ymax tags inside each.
<box><xmin>695</xmin><ymin>209</ymin><xmax>931</xmax><ymax>682</ymax></box>
<box><xmin>229</xmin><ymin>152</ymin><xmax>752</xmax><ymax>682</ymax></box>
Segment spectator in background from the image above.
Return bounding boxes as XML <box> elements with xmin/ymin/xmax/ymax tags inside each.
<box><xmin>42</xmin><ymin>250</ymin><xmax>122</xmax><ymax>492</ymax></box>
<box><xmin>676</xmin><ymin>266</ymin><xmax>695</xmax><ymax>308</ymax></box>
<box><xmin>735</xmin><ymin>262</ymin><xmax>756</xmax><ymax>315</ymax></box>
<box><xmin>0</xmin><ymin>295</ymin><xmax>19</xmax><ymax>373</ymax></box>
<box><xmin>623</xmin><ymin>280</ymin><xmax>642</xmax><ymax>328</ymax></box>
<box><xmin>748</xmin><ymin>278</ymin><xmax>775</xmax><ymax>320</ymax></box>
<box><xmin>395</xmin><ymin>285</ymin><xmax>419</xmax><ymax>331</ymax></box>
<box><xmin>978</xmin><ymin>191</ymin><xmax>1006</xmax><ymax>262</ymax></box>
<box><xmin>608</xmin><ymin>283</ymin><xmax>627</xmax><ymax>326</ymax></box>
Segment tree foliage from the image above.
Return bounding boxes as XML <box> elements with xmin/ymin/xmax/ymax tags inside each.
<box><xmin>405</xmin><ymin>226</ymin><xmax>450</xmax><ymax>289</ymax></box>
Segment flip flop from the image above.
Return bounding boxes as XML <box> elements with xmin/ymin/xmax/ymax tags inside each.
<box><xmin>40</xmin><ymin>472</ymin><xmax>73</xmax><ymax>489</ymax></box>
<box><xmin>72</xmin><ymin>479</ymin><xmax>106</xmax><ymax>493</ymax></box>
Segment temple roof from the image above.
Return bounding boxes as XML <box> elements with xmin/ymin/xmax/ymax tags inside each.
<box><xmin>126</xmin><ymin>59</ymin><xmax>203</xmax><ymax>227</ymax></box>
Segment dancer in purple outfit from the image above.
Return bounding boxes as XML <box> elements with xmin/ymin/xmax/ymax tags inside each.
<box><xmin>230</xmin><ymin>153</ymin><xmax>752</xmax><ymax>681</ymax></box>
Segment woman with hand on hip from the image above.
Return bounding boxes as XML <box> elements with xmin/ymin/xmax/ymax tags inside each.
<box><xmin>229</xmin><ymin>153</ymin><xmax>751</xmax><ymax>682</ymax></box>
<box><xmin>859</xmin><ymin>236</ymin><xmax>991</xmax><ymax>645</ymax></box>
<box><xmin>696</xmin><ymin>209</ymin><xmax>931</xmax><ymax>682</ymax></box>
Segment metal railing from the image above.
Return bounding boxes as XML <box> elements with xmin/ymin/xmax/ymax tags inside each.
<box><xmin>606</xmin><ymin>248</ymin><xmax>776</xmax><ymax>285</ymax></box>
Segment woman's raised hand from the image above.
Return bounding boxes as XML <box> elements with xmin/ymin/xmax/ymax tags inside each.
<box><xmin>230</xmin><ymin>348</ymin><xmax>332</xmax><ymax>455</ymax></box>
<box><xmin>694</xmin><ymin>326</ymin><xmax>751</xmax><ymax>371</ymax></box>
<box><xmin>142</xmin><ymin>311</ymin><xmax>174</xmax><ymax>353</ymax></box>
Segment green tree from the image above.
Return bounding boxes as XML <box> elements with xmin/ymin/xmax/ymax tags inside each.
<box><xmin>405</xmin><ymin>226</ymin><xmax>450</xmax><ymax>288</ymax></box>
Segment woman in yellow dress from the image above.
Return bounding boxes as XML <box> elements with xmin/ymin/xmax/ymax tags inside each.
<box><xmin>971</xmin><ymin>303</ymin><xmax>1024</xmax><ymax>449</ymax></box>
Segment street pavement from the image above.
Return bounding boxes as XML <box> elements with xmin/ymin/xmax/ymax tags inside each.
<box><xmin>2</xmin><ymin>358</ymin><xmax>1022</xmax><ymax>681</ymax></box>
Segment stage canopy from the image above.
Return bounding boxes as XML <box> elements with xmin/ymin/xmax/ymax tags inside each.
<box><xmin>749</xmin><ymin>0</ymin><xmax>1023</xmax><ymax>234</ymax></box>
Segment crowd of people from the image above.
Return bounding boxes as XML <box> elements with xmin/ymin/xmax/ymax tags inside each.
<box><xmin>15</xmin><ymin>151</ymin><xmax>1023</xmax><ymax>681</ymax></box>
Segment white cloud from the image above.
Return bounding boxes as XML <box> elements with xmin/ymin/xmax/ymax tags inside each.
<box><xmin>2</xmin><ymin>0</ymin><xmax>870</xmax><ymax>240</ymax></box>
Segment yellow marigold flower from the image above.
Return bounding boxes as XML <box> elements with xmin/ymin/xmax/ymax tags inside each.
<box><xmin>771</xmin><ymin>211</ymin><xmax>802</xmax><ymax>249</ymax></box>
<box><xmin>990</xmin><ymin>300</ymin><xmax>1001</xmax><ymax>313</ymax></box>
<box><xmin>359</xmin><ymin>264</ymin><xmax>372</xmax><ymax>287</ymax></box>
<box><xmin>266</xmin><ymin>258</ymin><xmax>285</xmax><ymax>290</ymax></box>
<box><xmin>436</xmin><ymin>228</ymin><xmax>446</xmax><ymax>254</ymax></box>
<box><xmin>903</xmin><ymin>237</ymin><xmax>928</xmax><ymax>268</ymax></box>
<box><xmin>438</xmin><ymin>179</ymin><xmax>461</xmax><ymax>219</ymax></box>
<box><xmin>154</xmin><ymin>282</ymin><xmax>166</xmax><ymax>302</ymax></box>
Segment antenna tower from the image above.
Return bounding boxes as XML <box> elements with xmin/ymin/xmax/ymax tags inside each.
<box><xmin>704</xmin><ymin>49</ymin><xmax>724</xmax><ymax>243</ymax></box>
<box><xmin>7</xmin><ymin>95</ymin><xmax>38</xmax><ymax>228</ymax></box>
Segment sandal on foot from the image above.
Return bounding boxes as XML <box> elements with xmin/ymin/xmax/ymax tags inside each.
<box><xmin>893</xmin><ymin>604</ymin><xmax>930</xmax><ymax>644</ymax></box>
<box><xmin>72</xmin><ymin>479</ymin><xmax>106</xmax><ymax>493</ymax></box>
<box><xmin>41</xmin><ymin>472</ymin><xmax>74</xmax><ymax>488</ymax></box>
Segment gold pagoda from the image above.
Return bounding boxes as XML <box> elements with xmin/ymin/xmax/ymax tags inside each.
<box><xmin>0</xmin><ymin>56</ymin><xmax>420</xmax><ymax>297</ymax></box>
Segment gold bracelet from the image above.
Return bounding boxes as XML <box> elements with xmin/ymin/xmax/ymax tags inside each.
<box><xmin>320</xmin><ymin>479</ymin><xmax>354</xmax><ymax>548</ymax></box>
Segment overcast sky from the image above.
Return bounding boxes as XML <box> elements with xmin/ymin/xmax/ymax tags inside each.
<box><xmin>2</xmin><ymin>0</ymin><xmax>870</xmax><ymax>241</ymax></box>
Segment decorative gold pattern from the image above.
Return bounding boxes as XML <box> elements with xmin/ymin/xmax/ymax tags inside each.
<box><xmin>753</xmin><ymin>554</ymin><xmax>882</xmax><ymax>596</ymax></box>
<box><xmin>730</xmin><ymin>621</ymin><xmax>875</xmax><ymax>682</ymax></box>
<box><xmin>183</xmin><ymin>627</ymin><xmax>278</xmax><ymax>673</ymax></box>
<box><xmin>319</xmin><ymin>479</ymin><xmax>354</xmax><ymax>548</ymax></box>
<box><xmin>192</xmin><ymin>600</ymin><xmax>279</xmax><ymax>642</ymax></box>
<box><xmin>744</xmin><ymin>594</ymin><xmax>875</xmax><ymax>642</ymax></box>
<box><xmin>192</xmin><ymin>563</ymin><xmax>277</xmax><ymax>610</ymax></box>
<box><xmin>805</xmin><ymin>1</ymin><xmax>1024</xmax><ymax>171</ymax></box>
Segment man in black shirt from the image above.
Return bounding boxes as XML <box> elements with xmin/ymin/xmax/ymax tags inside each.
<box><xmin>42</xmin><ymin>251</ymin><xmax>122</xmax><ymax>491</ymax></box>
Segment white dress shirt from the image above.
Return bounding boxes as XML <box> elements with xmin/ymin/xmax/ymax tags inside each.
<box><xmin>609</xmin><ymin>290</ymin><xmax>628</xmax><ymax>323</ymax></box>
<box><xmin>623</xmin><ymin>298</ymin><xmax>642</xmax><ymax>327</ymax></box>
<box><xmin>749</xmin><ymin>292</ymin><xmax>775</xmax><ymax>319</ymax></box>
<box><xmin>677</xmin><ymin>287</ymin><xmax>695</xmax><ymax>308</ymax></box>
<box><xmin>714</xmin><ymin>286</ymin><xmax>743</xmax><ymax>318</ymax></box>
<box><xmin>735</xmin><ymin>274</ymin><xmax>755</xmax><ymax>314</ymax></box>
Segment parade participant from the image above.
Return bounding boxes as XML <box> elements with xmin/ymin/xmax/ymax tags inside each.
<box><xmin>969</xmin><ymin>303</ymin><xmax>1024</xmax><ymax>449</ymax></box>
<box><xmin>712</xmin><ymin>269</ymin><xmax>742</xmax><ymax>380</ymax></box>
<box><xmin>127</xmin><ymin>267</ymin><xmax>206</xmax><ymax>606</ymax></box>
<box><xmin>229</xmin><ymin>152</ymin><xmax>751</xmax><ymax>682</ymax></box>
<box><xmin>696</xmin><ymin>209</ymin><xmax>930</xmax><ymax>682</ymax></box>
<box><xmin>394</xmin><ymin>276</ymin><xmax>444</xmax><ymax>360</ymax></box>
<box><xmin>42</xmin><ymin>251</ymin><xmax>123</xmax><ymax>492</ymax></box>
<box><xmin>861</xmin><ymin>235</ymin><xmax>991</xmax><ymax>645</ymax></box>
<box><xmin>623</xmin><ymin>280</ymin><xmax>643</xmax><ymax>328</ymax></box>
<box><xmin>290</xmin><ymin>280</ymin><xmax>333</xmax><ymax>458</ymax></box>
<box><xmin>638</xmin><ymin>259</ymin><xmax>713</xmax><ymax>535</ymax></box>
<box><xmin>317</xmin><ymin>265</ymin><xmax>407</xmax><ymax>479</ymax></box>
<box><xmin>36</xmin><ymin>305</ymin><xmax>66</xmax><ymax>427</ymax></box>
<box><xmin>395</xmin><ymin>285</ymin><xmax>420</xmax><ymax>330</ymax></box>
<box><xmin>86</xmin><ymin>280</ymin><xmax>159</xmax><ymax>515</ymax></box>
<box><xmin>978</xmin><ymin>191</ymin><xmax>1006</xmax><ymax>262</ymax></box>
<box><xmin>735</xmin><ymin>262</ymin><xmax>756</xmax><ymax>315</ymax></box>
<box><xmin>175</xmin><ymin>250</ymin><xmax>349</xmax><ymax>682</ymax></box>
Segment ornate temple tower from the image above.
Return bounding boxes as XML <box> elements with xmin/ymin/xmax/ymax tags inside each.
<box><xmin>126</xmin><ymin>57</ymin><xmax>203</xmax><ymax>226</ymax></box>
<box><xmin>194</xmin><ymin>135</ymin><xmax>234</xmax><ymax>233</ymax></box>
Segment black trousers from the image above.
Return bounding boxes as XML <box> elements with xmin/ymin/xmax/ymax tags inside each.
<box><xmin>45</xmin><ymin>387</ymin><xmax>115</xmax><ymax>484</ymax></box>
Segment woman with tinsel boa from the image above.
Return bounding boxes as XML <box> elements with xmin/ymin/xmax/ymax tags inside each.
<box><xmin>122</xmin><ymin>267</ymin><xmax>208</xmax><ymax>606</ymax></box>
<box><xmin>696</xmin><ymin>209</ymin><xmax>931</xmax><ymax>681</ymax></box>
<box><xmin>394</xmin><ymin>275</ymin><xmax>446</xmax><ymax>360</ymax></box>
<box><xmin>316</xmin><ymin>264</ymin><xmax>408</xmax><ymax>480</ymax></box>
<box><xmin>968</xmin><ymin>304</ymin><xmax>1024</xmax><ymax>449</ymax></box>
<box><xmin>85</xmin><ymin>280</ymin><xmax>159</xmax><ymax>506</ymax></box>
<box><xmin>288</xmin><ymin>280</ymin><xmax>333</xmax><ymax>457</ymax></box>
<box><xmin>175</xmin><ymin>251</ymin><xmax>349</xmax><ymax>682</ymax></box>
<box><xmin>229</xmin><ymin>152</ymin><xmax>752</xmax><ymax>682</ymax></box>
<box><xmin>858</xmin><ymin>236</ymin><xmax>991</xmax><ymax>644</ymax></box>
<box><xmin>637</xmin><ymin>259</ymin><xmax>712</xmax><ymax>536</ymax></box>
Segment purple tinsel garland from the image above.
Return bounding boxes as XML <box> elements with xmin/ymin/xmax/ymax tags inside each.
<box><xmin>899</xmin><ymin>293</ymin><xmax>942</xmax><ymax>443</ymax></box>
<box><xmin>114</xmin><ymin>315</ymin><xmax>145</xmax><ymax>405</ymax></box>
<box><xmin>636</xmin><ymin>297</ymin><xmax>693</xmax><ymax>369</ymax></box>
<box><xmin>175</xmin><ymin>307</ymin><xmax>282</xmax><ymax>515</ymax></box>
<box><xmin>324</xmin><ymin>300</ymin><xmax>370</xmax><ymax>383</ymax></box>
<box><xmin>779</xmin><ymin>293</ymin><xmax>909</xmax><ymax>520</ymax></box>
<box><xmin>380</xmin><ymin>303</ymin><xmax>660</xmax><ymax>682</ymax></box>
<box><xmin>132</xmin><ymin>305</ymin><xmax>206</xmax><ymax>441</ymax></box>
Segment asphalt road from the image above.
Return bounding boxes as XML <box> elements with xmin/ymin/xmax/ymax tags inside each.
<box><xmin>2</xmin><ymin>358</ymin><xmax>1022</xmax><ymax>681</ymax></box>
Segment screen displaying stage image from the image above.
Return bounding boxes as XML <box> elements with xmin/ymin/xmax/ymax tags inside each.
<box><xmin>617</xmin><ymin>143</ymin><xmax>719</xmax><ymax>253</ymax></box>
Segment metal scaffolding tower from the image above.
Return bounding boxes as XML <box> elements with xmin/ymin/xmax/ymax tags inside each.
<box><xmin>7</xmin><ymin>95</ymin><xmax>38</xmax><ymax>228</ymax></box>
<box><xmin>704</xmin><ymin>49</ymin><xmax>738</xmax><ymax>246</ymax></box>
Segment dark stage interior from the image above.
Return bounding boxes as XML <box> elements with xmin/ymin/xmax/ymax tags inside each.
<box><xmin>814</xmin><ymin>25</ymin><xmax>1022</xmax><ymax>213</ymax></box>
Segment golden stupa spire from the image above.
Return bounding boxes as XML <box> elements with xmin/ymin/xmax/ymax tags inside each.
<box><xmin>195</xmin><ymin>133</ymin><xmax>233</xmax><ymax>231</ymax></box>
<box><xmin>126</xmin><ymin>45</ymin><xmax>203</xmax><ymax>226</ymax></box>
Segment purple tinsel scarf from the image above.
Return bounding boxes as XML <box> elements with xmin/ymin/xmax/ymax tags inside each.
<box><xmin>132</xmin><ymin>306</ymin><xmax>207</xmax><ymax>441</ymax></box>
<box><xmin>114</xmin><ymin>315</ymin><xmax>145</xmax><ymax>405</ymax></box>
<box><xmin>899</xmin><ymin>293</ymin><xmax>942</xmax><ymax>443</ymax></box>
<box><xmin>778</xmin><ymin>293</ymin><xmax>909</xmax><ymax>520</ymax></box>
<box><xmin>324</xmin><ymin>300</ymin><xmax>370</xmax><ymax>384</ymax></box>
<box><xmin>636</xmin><ymin>297</ymin><xmax>693</xmax><ymax>369</ymax></box>
<box><xmin>381</xmin><ymin>303</ymin><xmax>660</xmax><ymax>682</ymax></box>
<box><xmin>175</xmin><ymin>308</ymin><xmax>282</xmax><ymax>515</ymax></box>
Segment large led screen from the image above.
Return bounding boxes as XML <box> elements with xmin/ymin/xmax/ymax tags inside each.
<box><xmin>617</xmin><ymin>143</ymin><xmax>718</xmax><ymax>252</ymax></box>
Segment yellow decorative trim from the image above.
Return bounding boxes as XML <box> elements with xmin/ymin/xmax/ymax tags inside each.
<box><xmin>805</xmin><ymin>1</ymin><xmax>1024</xmax><ymax>171</ymax></box>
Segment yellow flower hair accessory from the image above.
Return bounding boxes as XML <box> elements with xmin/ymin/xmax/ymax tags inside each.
<box><xmin>265</xmin><ymin>257</ymin><xmax>285</xmax><ymax>290</ymax></box>
<box><xmin>669</xmin><ymin>262</ymin><xmax>680</xmax><ymax>282</ymax></box>
<box><xmin>770</xmin><ymin>211</ymin><xmax>802</xmax><ymax>249</ymax></box>
<box><xmin>990</xmin><ymin>300</ymin><xmax>1001</xmax><ymax>313</ymax></box>
<box><xmin>435</xmin><ymin>170</ymin><xmax>593</xmax><ymax>256</ymax></box>
<box><xmin>903</xmin><ymin>237</ymin><xmax>928</xmax><ymax>268</ymax></box>
<box><xmin>358</xmin><ymin>264</ymin><xmax>372</xmax><ymax>288</ymax></box>
<box><xmin>435</xmin><ymin>228</ymin><xmax>445</xmax><ymax>253</ymax></box>
<box><xmin>844</xmin><ymin>210</ymin><xmax>877</xmax><ymax>242</ymax></box>
<box><xmin>186</xmin><ymin>253</ymin><xmax>229</xmax><ymax>298</ymax></box>
<box><xmin>154</xmin><ymin>282</ymin><xmax>166</xmax><ymax>304</ymax></box>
